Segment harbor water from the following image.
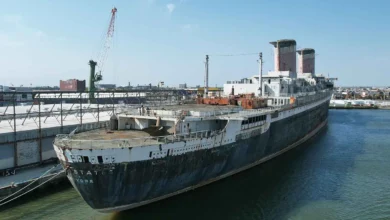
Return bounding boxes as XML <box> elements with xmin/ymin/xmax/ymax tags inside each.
<box><xmin>0</xmin><ymin>109</ymin><xmax>389</xmax><ymax>220</ymax></box>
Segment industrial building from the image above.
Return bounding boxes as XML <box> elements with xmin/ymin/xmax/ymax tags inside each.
<box><xmin>179</xmin><ymin>83</ymin><xmax>187</xmax><ymax>89</ymax></box>
<box><xmin>97</xmin><ymin>84</ymin><xmax>116</xmax><ymax>90</ymax></box>
<box><xmin>197</xmin><ymin>87</ymin><xmax>223</xmax><ymax>97</ymax></box>
<box><xmin>0</xmin><ymin>85</ymin><xmax>34</xmax><ymax>106</ymax></box>
<box><xmin>59</xmin><ymin>79</ymin><xmax>86</xmax><ymax>92</ymax></box>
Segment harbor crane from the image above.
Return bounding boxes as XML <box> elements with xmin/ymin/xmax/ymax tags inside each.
<box><xmin>89</xmin><ymin>7</ymin><xmax>117</xmax><ymax>100</ymax></box>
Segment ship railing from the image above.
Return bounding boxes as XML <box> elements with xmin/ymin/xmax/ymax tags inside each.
<box><xmin>120</xmin><ymin>108</ymin><xmax>242</xmax><ymax>118</ymax></box>
<box><xmin>238</xmin><ymin>106</ymin><xmax>281</xmax><ymax>117</ymax></box>
<box><xmin>190</xmin><ymin>109</ymin><xmax>241</xmax><ymax>117</ymax></box>
<box><xmin>293</xmin><ymin>90</ymin><xmax>331</xmax><ymax>108</ymax></box>
<box><xmin>56</xmin><ymin>129</ymin><xmax>222</xmax><ymax>149</ymax></box>
<box><xmin>265</xmin><ymin>89</ymin><xmax>331</xmax><ymax>110</ymax></box>
<box><xmin>161</xmin><ymin>129</ymin><xmax>219</xmax><ymax>143</ymax></box>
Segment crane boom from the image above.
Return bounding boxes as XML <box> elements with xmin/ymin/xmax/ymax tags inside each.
<box><xmin>89</xmin><ymin>7</ymin><xmax>117</xmax><ymax>101</ymax></box>
<box><xmin>97</xmin><ymin>7</ymin><xmax>117</xmax><ymax>76</ymax></box>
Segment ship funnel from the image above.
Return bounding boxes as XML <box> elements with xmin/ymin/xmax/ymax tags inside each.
<box><xmin>297</xmin><ymin>48</ymin><xmax>315</xmax><ymax>75</ymax></box>
<box><xmin>269</xmin><ymin>39</ymin><xmax>297</xmax><ymax>72</ymax></box>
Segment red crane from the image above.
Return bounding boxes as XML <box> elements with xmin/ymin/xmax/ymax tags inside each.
<box><xmin>89</xmin><ymin>7</ymin><xmax>117</xmax><ymax>95</ymax></box>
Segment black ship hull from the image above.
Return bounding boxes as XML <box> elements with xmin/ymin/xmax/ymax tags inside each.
<box><xmin>65</xmin><ymin>100</ymin><xmax>330</xmax><ymax>212</ymax></box>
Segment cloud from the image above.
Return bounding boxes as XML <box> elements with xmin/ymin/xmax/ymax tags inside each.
<box><xmin>166</xmin><ymin>3</ymin><xmax>175</xmax><ymax>14</ymax></box>
<box><xmin>34</xmin><ymin>30</ymin><xmax>47</xmax><ymax>39</ymax></box>
<box><xmin>0</xmin><ymin>33</ymin><xmax>25</xmax><ymax>47</ymax></box>
<box><xmin>2</xmin><ymin>14</ymin><xmax>23</xmax><ymax>25</ymax></box>
<box><xmin>1</xmin><ymin>14</ymin><xmax>49</xmax><ymax>43</ymax></box>
<box><xmin>181</xmin><ymin>24</ymin><xmax>198</xmax><ymax>32</ymax></box>
<box><xmin>55</xmin><ymin>36</ymin><xmax>66</xmax><ymax>42</ymax></box>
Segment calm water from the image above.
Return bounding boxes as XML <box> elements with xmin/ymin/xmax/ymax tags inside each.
<box><xmin>1</xmin><ymin>109</ymin><xmax>390</xmax><ymax>220</ymax></box>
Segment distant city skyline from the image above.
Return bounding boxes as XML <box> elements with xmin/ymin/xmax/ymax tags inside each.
<box><xmin>0</xmin><ymin>0</ymin><xmax>389</xmax><ymax>87</ymax></box>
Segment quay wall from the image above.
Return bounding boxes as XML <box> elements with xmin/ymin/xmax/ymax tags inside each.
<box><xmin>0</xmin><ymin>120</ymin><xmax>110</xmax><ymax>172</ymax></box>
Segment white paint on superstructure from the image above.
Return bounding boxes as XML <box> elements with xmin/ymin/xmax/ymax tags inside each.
<box><xmin>54</xmin><ymin>92</ymin><xmax>330</xmax><ymax>166</ymax></box>
<box><xmin>271</xmin><ymin>94</ymin><xmax>330</xmax><ymax>123</ymax></box>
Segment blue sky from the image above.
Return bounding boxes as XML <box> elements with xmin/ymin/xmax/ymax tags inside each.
<box><xmin>0</xmin><ymin>0</ymin><xmax>389</xmax><ymax>87</ymax></box>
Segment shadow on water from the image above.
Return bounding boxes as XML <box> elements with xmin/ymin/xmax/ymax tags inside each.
<box><xmin>0</xmin><ymin>180</ymin><xmax>72</xmax><ymax>212</ymax></box>
<box><xmin>110</xmin><ymin>110</ymin><xmax>369</xmax><ymax>220</ymax></box>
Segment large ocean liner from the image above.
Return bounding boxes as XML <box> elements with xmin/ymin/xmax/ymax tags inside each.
<box><xmin>53</xmin><ymin>39</ymin><xmax>335</xmax><ymax>212</ymax></box>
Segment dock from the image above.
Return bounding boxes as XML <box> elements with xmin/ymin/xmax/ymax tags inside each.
<box><xmin>0</xmin><ymin>89</ymin><xmax>185</xmax><ymax>206</ymax></box>
<box><xmin>329</xmin><ymin>99</ymin><xmax>390</xmax><ymax>110</ymax></box>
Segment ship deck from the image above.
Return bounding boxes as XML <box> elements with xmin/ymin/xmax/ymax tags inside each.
<box><xmin>71</xmin><ymin>129</ymin><xmax>151</xmax><ymax>141</ymax></box>
<box><xmin>56</xmin><ymin>126</ymin><xmax>215</xmax><ymax>149</ymax></box>
<box><xmin>56</xmin><ymin>128</ymin><xmax>162</xmax><ymax>149</ymax></box>
<box><xmin>119</xmin><ymin>103</ymin><xmax>245</xmax><ymax>119</ymax></box>
<box><xmin>148</xmin><ymin>104</ymin><xmax>239</xmax><ymax>111</ymax></box>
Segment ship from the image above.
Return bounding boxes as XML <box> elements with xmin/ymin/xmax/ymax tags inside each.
<box><xmin>53</xmin><ymin>39</ymin><xmax>335</xmax><ymax>212</ymax></box>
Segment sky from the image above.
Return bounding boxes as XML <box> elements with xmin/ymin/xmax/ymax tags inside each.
<box><xmin>0</xmin><ymin>0</ymin><xmax>389</xmax><ymax>88</ymax></box>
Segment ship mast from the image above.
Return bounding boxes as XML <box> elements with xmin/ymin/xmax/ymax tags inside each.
<box><xmin>258</xmin><ymin>52</ymin><xmax>263</xmax><ymax>97</ymax></box>
<box><xmin>204</xmin><ymin>55</ymin><xmax>209</xmax><ymax>98</ymax></box>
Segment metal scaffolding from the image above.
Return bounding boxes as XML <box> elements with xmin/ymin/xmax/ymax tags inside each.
<box><xmin>0</xmin><ymin>90</ymin><xmax>186</xmax><ymax>171</ymax></box>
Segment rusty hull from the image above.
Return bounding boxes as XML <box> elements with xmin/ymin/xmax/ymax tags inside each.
<box><xmin>63</xmin><ymin>100</ymin><xmax>330</xmax><ymax>212</ymax></box>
